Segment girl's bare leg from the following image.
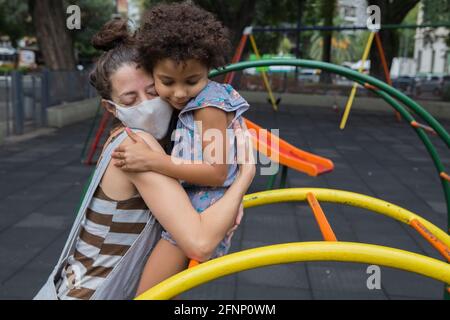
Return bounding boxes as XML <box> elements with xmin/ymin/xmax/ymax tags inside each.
<box><xmin>135</xmin><ymin>238</ymin><xmax>189</xmax><ymax>299</ymax></box>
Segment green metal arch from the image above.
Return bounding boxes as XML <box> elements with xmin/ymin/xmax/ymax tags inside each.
<box><xmin>208</xmin><ymin>59</ymin><xmax>449</xmax><ymax>299</ymax></box>
<box><xmin>349</xmin><ymin>77</ymin><xmax>450</xmax><ymax>236</ymax></box>
<box><xmin>209</xmin><ymin>59</ymin><xmax>450</xmax><ymax>146</ymax></box>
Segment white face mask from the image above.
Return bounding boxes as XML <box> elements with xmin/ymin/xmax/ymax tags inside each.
<box><xmin>106</xmin><ymin>97</ymin><xmax>173</xmax><ymax>140</ymax></box>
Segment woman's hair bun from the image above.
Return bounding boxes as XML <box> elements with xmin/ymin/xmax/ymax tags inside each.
<box><xmin>91</xmin><ymin>18</ymin><xmax>133</xmax><ymax>51</ymax></box>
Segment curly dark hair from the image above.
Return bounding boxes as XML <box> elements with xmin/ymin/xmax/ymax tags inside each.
<box><xmin>89</xmin><ymin>17</ymin><xmax>139</xmax><ymax>99</ymax></box>
<box><xmin>137</xmin><ymin>1</ymin><xmax>232</xmax><ymax>71</ymax></box>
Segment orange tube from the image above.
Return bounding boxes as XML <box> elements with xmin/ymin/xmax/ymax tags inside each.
<box><xmin>411</xmin><ymin>121</ymin><xmax>437</xmax><ymax>135</ymax></box>
<box><xmin>188</xmin><ymin>259</ymin><xmax>200</xmax><ymax>268</ymax></box>
<box><xmin>306</xmin><ymin>192</ymin><xmax>337</xmax><ymax>241</ymax></box>
<box><xmin>410</xmin><ymin>219</ymin><xmax>450</xmax><ymax>262</ymax></box>
<box><xmin>364</xmin><ymin>83</ymin><xmax>378</xmax><ymax>91</ymax></box>
<box><xmin>375</xmin><ymin>32</ymin><xmax>401</xmax><ymax>122</ymax></box>
<box><xmin>440</xmin><ymin>172</ymin><xmax>450</xmax><ymax>182</ymax></box>
<box><xmin>225</xmin><ymin>34</ymin><xmax>248</xmax><ymax>84</ymax></box>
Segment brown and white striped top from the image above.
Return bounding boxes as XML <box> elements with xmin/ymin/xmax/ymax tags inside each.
<box><xmin>56</xmin><ymin>185</ymin><xmax>151</xmax><ymax>300</ymax></box>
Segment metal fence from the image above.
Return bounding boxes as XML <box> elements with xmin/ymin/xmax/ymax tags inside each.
<box><xmin>0</xmin><ymin>69</ymin><xmax>97</xmax><ymax>137</ymax></box>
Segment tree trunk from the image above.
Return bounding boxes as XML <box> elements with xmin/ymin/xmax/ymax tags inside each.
<box><xmin>197</xmin><ymin>0</ymin><xmax>257</xmax><ymax>50</ymax></box>
<box><xmin>369</xmin><ymin>29</ymin><xmax>399</xmax><ymax>80</ymax></box>
<box><xmin>320</xmin><ymin>0</ymin><xmax>335</xmax><ymax>83</ymax></box>
<box><xmin>29</xmin><ymin>0</ymin><xmax>76</xmax><ymax>70</ymax></box>
<box><xmin>367</xmin><ymin>0</ymin><xmax>420</xmax><ymax>80</ymax></box>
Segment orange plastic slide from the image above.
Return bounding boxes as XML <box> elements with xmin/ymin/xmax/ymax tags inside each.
<box><xmin>244</xmin><ymin>118</ymin><xmax>334</xmax><ymax>177</ymax></box>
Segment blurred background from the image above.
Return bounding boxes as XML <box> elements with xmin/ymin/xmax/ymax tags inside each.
<box><xmin>0</xmin><ymin>0</ymin><xmax>449</xmax><ymax>140</ymax></box>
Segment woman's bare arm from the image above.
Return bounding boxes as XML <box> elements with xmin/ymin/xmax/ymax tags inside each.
<box><xmin>121</xmin><ymin>130</ymin><xmax>254</xmax><ymax>261</ymax></box>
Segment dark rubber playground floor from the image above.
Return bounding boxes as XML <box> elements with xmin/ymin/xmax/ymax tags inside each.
<box><xmin>0</xmin><ymin>102</ymin><xmax>448</xmax><ymax>300</ymax></box>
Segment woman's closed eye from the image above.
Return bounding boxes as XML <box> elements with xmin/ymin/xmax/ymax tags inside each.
<box><xmin>147</xmin><ymin>88</ymin><xmax>157</xmax><ymax>96</ymax></box>
<box><xmin>120</xmin><ymin>95</ymin><xmax>136</xmax><ymax>106</ymax></box>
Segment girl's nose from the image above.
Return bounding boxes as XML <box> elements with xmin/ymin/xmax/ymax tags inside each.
<box><xmin>174</xmin><ymin>88</ymin><xmax>188</xmax><ymax>99</ymax></box>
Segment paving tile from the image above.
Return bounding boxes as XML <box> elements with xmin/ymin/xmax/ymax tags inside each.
<box><xmin>0</xmin><ymin>103</ymin><xmax>448</xmax><ymax>300</ymax></box>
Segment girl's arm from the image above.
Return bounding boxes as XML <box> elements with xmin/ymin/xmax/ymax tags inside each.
<box><xmin>122</xmin><ymin>129</ymin><xmax>254</xmax><ymax>261</ymax></box>
<box><xmin>112</xmin><ymin>107</ymin><xmax>231</xmax><ymax>187</ymax></box>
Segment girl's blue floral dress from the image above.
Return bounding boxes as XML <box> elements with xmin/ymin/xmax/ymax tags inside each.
<box><xmin>161</xmin><ymin>80</ymin><xmax>249</xmax><ymax>258</ymax></box>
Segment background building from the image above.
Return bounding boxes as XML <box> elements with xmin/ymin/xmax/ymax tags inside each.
<box><xmin>414</xmin><ymin>3</ymin><xmax>450</xmax><ymax>74</ymax></box>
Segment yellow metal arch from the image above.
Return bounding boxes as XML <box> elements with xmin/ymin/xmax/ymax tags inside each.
<box><xmin>242</xmin><ymin>188</ymin><xmax>450</xmax><ymax>248</ymax></box>
<box><xmin>135</xmin><ymin>188</ymin><xmax>450</xmax><ymax>300</ymax></box>
<box><xmin>135</xmin><ymin>241</ymin><xmax>450</xmax><ymax>300</ymax></box>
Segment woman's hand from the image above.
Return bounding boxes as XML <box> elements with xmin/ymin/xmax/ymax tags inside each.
<box><xmin>225</xmin><ymin>202</ymin><xmax>244</xmax><ymax>242</ymax></box>
<box><xmin>112</xmin><ymin>128</ymin><xmax>165</xmax><ymax>172</ymax></box>
<box><xmin>233</xmin><ymin>121</ymin><xmax>256</xmax><ymax>189</ymax></box>
<box><xmin>223</xmin><ymin>121</ymin><xmax>254</xmax><ymax>240</ymax></box>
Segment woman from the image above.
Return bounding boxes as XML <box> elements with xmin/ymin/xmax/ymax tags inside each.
<box><xmin>34</xmin><ymin>18</ymin><xmax>254</xmax><ymax>300</ymax></box>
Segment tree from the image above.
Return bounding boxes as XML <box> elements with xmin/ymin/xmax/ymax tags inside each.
<box><xmin>140</xmin><ymin>0</ymin><xmax>257</xmax><ymax>48</ymax></box>
<box><xmin>70</xmin><ymin>0</ymin><xmax>116</xmax><ymax>66</ymax></box>
<box><xmin>367</xmin><ymin>0</ymin><xmax>420</xmax><ymax>80</ymax></box>
<box><xmin>319</xmin><ymin>0</ymin><xmax>336</xmax><ymax>83</ymax></box>
<box><xmin>28</xmin><ymin>0</ymin><xmax>76</xmax><ymax>70</ymax></box>
<box><xmin>0</xmin><ymin>0</ymin><xmax>33</xmax><ymax>47</ymax></box>
<box><xmin>139</xmin><ymin>0</ymin><xmax>318</xmax><ymax>56</ymax></box>
<box><xmin>422</xmin><ymin>0</ymin><xmax>450</xmax><ymax>47</ymax></box>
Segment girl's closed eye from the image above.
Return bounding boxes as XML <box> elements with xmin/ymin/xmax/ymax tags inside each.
<box><xmin>161</xmin><ymin>80</ymin><xmax>174</xmax><ymax>86</ymax></box>
<box><xmin>186</xmin><ymin>80</ymin><xmax>198</xmax><ymax>86</ymax></box>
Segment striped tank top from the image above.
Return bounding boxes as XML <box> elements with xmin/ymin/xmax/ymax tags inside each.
<box><xmin>56</xmin><ymin>185</ymin><xmax>151</xmax><ymax>300</ymax></box>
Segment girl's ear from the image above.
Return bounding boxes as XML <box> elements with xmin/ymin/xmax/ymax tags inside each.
<box><xmin>101</xmin><ymin>99</ymin><xmax>116</xmax><ymax>116</ymax></box>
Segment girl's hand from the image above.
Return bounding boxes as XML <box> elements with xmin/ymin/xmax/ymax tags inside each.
<box><xmin>112</xmin><ymin>128</ymin><xmax>164</xmax><ymax>172</ymax></box>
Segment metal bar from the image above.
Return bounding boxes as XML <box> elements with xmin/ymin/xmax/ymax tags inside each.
<box><xmin>136</xmin><ymin>241</ymin><xmax>450</xmax><ymax>300</ymax></box>
<box><xmin>279</xmin><ymin>165</ymin><xmax>288</xmax><ymax>188</ymax></box>
<box><xmin>40</xmin><ymin>69</ymin><xmax>49</xmax><ymax>126</ymax></box>
<box><xmin>410</xmin><ymin>219</ymin><xmax>450</xmax><ymax>262</ymax></box>
<box><xmin>411</xmin><ymin>121</ymin><xmax>437</xmax><ymax>135</ymax></box>
<box><xmin>209</xmin><ymin>60</ymin><xmax>450</xmax><ymax>146</ymax></box>
<box><xmin>340</xmin><ymin>32</ymin><xmax>375</xmax><ymax>129</ymax></box>
<box><xmin>252</xmin><ymin>23</ymin><xmax>450</xmax><ymax>33</ymax></box>
<box><xmin>84</xmin><ymin>111</ymin><xmax>111</xmax><ymax>165</ymax></box>
<box><xmin>374</xmin><ymin>32</ymin><xmax>402</xmax><ymax>122</ymax></box>
<box><xmin>11</xmin><ymin>71</ymin><xmax>24</xmax><ymax>135</ymax></box>
<box><xmin>306</xmin><ymin>192</ymin><xmax>337</xmax><ymax>241</ymax></box>
<box><xmin>248</xmin><ymin>34</ymin><xmax>278</xmax><ymax>111</ymax></box>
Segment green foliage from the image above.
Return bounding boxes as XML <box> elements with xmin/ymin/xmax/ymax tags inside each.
<box><xmin>138</xmin><ymin>0</ymin><xmax>321</xmax><ymax>56</ymax></box>
<box><xmin>0</xmin><ymin>0</ymin><xmax>33</xmax><ymax>46</ymax></box>
<box><xmin>0</xmin><ymin>65</ymin><xmax>30</xmax><ymax>73</ymax></box>
<box><xmin>422</xmin><ymin>0</ymin><xmax>450</xmax><ymax>24</ymax></box>
<box><xmin>398</xmin><ymin>3</ymin><xmax>419</xmax><ymax>57</ymax></box>
<box><xmin>278</xmin><ymin>36</ymin><xmax>293</xmax><ymax>55</ymax></box>
<box><xmin>68</xmin><ymin>0</ymin><xmax>116</xmax><ymax>62</ymax></box>
<box><xmin>0</xmin><ymin>1</ymin><xmax>115</xmax><ymax>65</ymax></box>
<box><xmin>422</xmin><ymin>0</ymin><xmax>450</xmax><ymax>47</ymax></box>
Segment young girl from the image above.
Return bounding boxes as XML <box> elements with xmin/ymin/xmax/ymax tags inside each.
<box><xmin>111</xmin><ymin>2</ymin><xmax>251</xmax><ymax>296</ymax></box>
<box><xmin>35</xmin><ymin>17</ymin><xmax>254</xmax><ymax>300</ymax></box>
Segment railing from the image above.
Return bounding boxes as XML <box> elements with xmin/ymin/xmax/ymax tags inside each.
<box><xmin>0</xmin><ymin>69</ymin><xmax>97</xmax><ymax>137</ymax></box>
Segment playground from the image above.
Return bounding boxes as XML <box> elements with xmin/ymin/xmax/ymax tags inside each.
<box><xmin>0</xmin><ymin>1</ymin><xmax>449</xmax><ymax>302</ymax></box>
<box><xmin>0</xmin><ymin>72</ymin><xmax>448</xmax><ymax>298</ymax></box>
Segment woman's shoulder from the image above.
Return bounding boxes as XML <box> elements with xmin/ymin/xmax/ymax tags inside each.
<box><xmin>184</xmin><ymin>80</ymin><xmax>249</xmax><ymax>114</ymax></box>
<box><xmin>119</xmin><ymin>129</ymin><xmax>166</xmax><ymax>155</ymax></box>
